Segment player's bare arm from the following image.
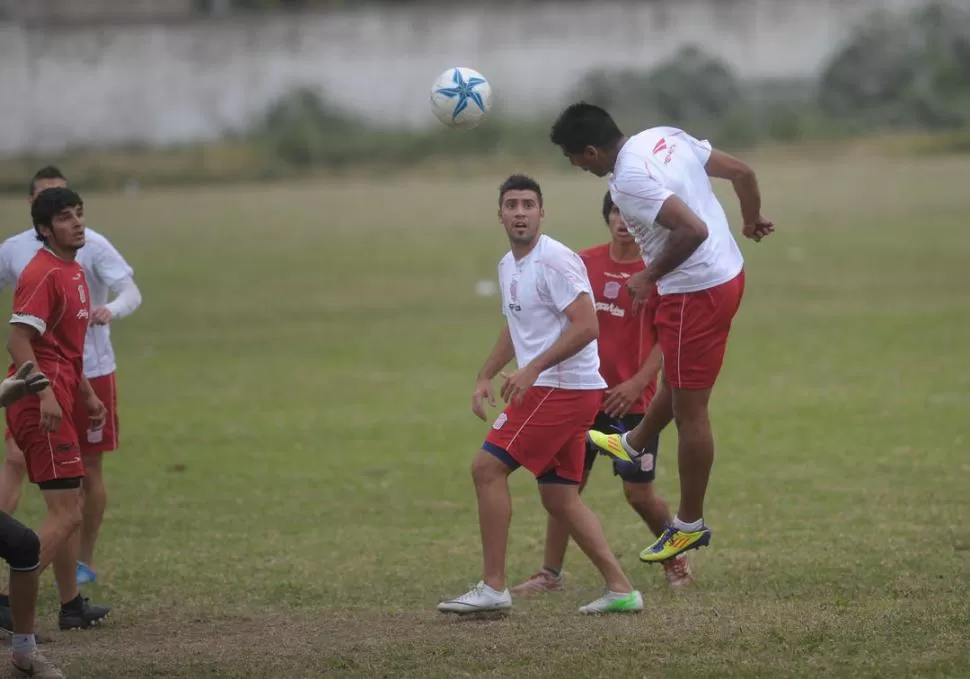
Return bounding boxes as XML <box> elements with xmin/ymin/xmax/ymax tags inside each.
<box><xmin>472</xmin><ymin>325</ymin><xmax>515</xmax><ymax>421</ymax></box>
<box><xmin>500</xmin><ymin>292</ymin><xmax>598</xmax><ymax>405</ymax></box>
<box><xmin>6</xmin><ymin>324</ymin><xmax>60</xmax><ymax>433</ymax></box>
<box><xmin>630</xmin><ymin>196</ymin><xmax>710</xmax><ymax>299</ymax></box>
<box><xmin>602</xmin><ymin>344</ymin><xmax>662</xmax><ymax>419</ymax></box>
<box><xmin>79</xmin><ymin>376</ymin><xmax>106</xmax><ymax>431</ymax></box>
<box><xmin>705</xmin><ymin>149</ymin><xmax>774</xmax><ymax>242</ymax></box>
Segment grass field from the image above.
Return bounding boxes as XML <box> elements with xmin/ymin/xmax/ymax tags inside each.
<box><xmin>0</xmin><ymin>150</ymin><xmax>968</xmax><ymax>678</ymax></box>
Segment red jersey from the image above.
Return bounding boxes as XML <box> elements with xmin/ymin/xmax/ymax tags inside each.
<box><xmin>580</xmin><ymin>244</ymin><xmax>658</xmax><ymax>413</ymax></box>
<box><xmin>7</xmin><ymin>249</ymin><xmax>90</xmax><ymax>401</ymax></box>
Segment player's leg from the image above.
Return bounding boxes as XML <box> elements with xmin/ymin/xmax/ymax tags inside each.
<box><xmin>437</xmin><ymin>449</ymin><xmax>515</xmax><ymax>614</ymax></box>
<box><xmin>615</xmin><ymin>436</ymin><xmax>693</xmax><ymax>587</ymax></box>
<box><xmin>73</xmin><ymin>373</ymin><xmax>118</xmax><ymax>585</ymax></box>
<box><xmin>77</xmin><ymin>453</ymin><xmax>105</xmax><ymax>581</ymax></box>
<box><xmin>510</xmin><ymin>432</ymin><xmax>600</xmax><ymax>595</ymax></box>
<box><xmin>38</xmin><ymin>482</ymin><xmax>110</xmax><ymax>630</ymax></box>
<box><xmin>537</xmin><ymin>390</ymin><xmax>641</xmax><ymax>614</ymax></box>
<box><xmin>0</xmin><ymin>434</ymin><xmax>28</xmax><ymax>514</ymax></box>
<box><xmin>0</xmin><ymin>512</ymin><xmax>63</xmax><ymax>678</ymax></box>
<box><xmin>12</xmin><ymin>398</ymin><xmax>112</xmax><ymax>630</ymax></box>
<box><xmin>0</xmin><ymin>436</ymin><xmax>27</xmax><ymax>630</ymax></box>
<box><xmin>587</xmin><ymin>376</ymin><xmax>674</xmax><ymax>464</ymax></box>
<box><xmin>638</xmin><ymin>272</ymin><xmax>746</xmax><ymax>563</ymax></box>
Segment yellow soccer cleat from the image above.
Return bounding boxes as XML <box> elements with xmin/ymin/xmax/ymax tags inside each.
<box><xmin>639</xmin><ymin>524</ymin><xmax>712</xmax><ymax>563</ymax></box>
<box><xmin>586</xmin><ymin>430</ymin><xmax>636</xmax><ymax>465</ymax></box>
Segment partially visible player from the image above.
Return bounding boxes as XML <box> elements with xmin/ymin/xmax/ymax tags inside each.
<box><xmin>0</xmin><ymin>166</ymin><xmax>142</xmax><ymax>598</ymax></box>
<box><xmin>437</xmin><ymin>174</ymin><xmax>642</xmax><ymax>616</ymax></box>
<box><xmin>0</xmin><ymin>362</ymin><xmax>64</xmax><ymax>678</ymax></box>
<box><xmin>5</xmin><ymin>187</ymin><xmax>111</xmax><ymax>631</ymax></box>
<box><xmin>550</xmin><ymin>103</ymin><xmax>773</xmax><ymax>564</ymax></box>
<box><xmin>511</xmin><ymin>191</ymin><xmax>692</xmax><ymax>595</ymax></box>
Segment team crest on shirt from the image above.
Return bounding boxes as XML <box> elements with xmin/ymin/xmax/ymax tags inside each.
<box><xmin>507</xmin><ymin>278</ymin><xmax>521</xmax><ymax>312</ymax></box>
<box><xmin>603</xmin><ymin>281</ymin><xmax>622</xmax><ymax>299</ymax></box>
<box><xmin>492</xmin><ymin>413</ymin><xmax>508</xmax><ymax>430</ymax></box>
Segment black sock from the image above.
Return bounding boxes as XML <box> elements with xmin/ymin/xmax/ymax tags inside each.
<box><xmin>60</xmin><ymin>595</ymin><xmax>82</xmax><ymax>611</ymax></box>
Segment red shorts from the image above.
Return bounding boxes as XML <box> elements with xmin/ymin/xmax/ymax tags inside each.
<box><xmin>654</xmin><ymin>270</ymin><xmax>746</xmax><ymax>390</ymax></box>
<box><xmin>483</xmin><ymin>387</ymin><xmax>602</xmax><ymax>484</ymax></box>
<box><xmin>5</xmin><ymin>390</ymin><xmax>84</xmax><ymax>485</ymax></box>
<box><xmin>71</xmin><ymin>373</ymin><xmax>119</xmax><ymax>455</ymax></box>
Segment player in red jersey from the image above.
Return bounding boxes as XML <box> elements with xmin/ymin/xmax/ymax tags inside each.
<box><xmin>512</xmin><ymin>191</ymin><xmax>692</xmax><ymax>595</ymax></box>
<box><xmin>5</xmin><ymin>187</ymin><xmax>111</xmax><ymax>633</ymax></box>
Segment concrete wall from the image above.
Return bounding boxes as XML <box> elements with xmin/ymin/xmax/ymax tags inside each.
<box><xmin>0</xmin><ymin>0</ymin><xmax>930</xmax><ymax>154</ymax></box>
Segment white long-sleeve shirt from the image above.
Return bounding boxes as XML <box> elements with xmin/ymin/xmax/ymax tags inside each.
<box><xmin>0</xmin><ymin>227</ymin><xmax>142</xmax><ymax>378</ymax></box>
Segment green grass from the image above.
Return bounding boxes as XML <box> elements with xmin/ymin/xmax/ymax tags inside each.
<box><xmin>0</xmin><ymin>150</ymin><xmax>967</xmax><ymax>678</ymax></box>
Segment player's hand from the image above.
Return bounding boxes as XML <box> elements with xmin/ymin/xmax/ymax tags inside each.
<box><xmin>743</xmin><ymin>215</ymin><xmax>774</xmax><ymax>242</ymax></box>
<box><xmin>500</xmin><ymin>365</ymin><xmax>540</xmax><ymax>406</ymax></box>
<box><xmin>0</xmin><ymin>361</ymin><xmax>50</xmax><ymax>408</ymax></box>
<box><xmin>39</xmin><ymin>390</ymin><xmax>62</xmax><ymax>433</ymax></box>
<box><xmin>602</xmin><ymin>378</ymin><xmax>645</xmax><ymax>418</ymax></box>
<box><xmin>626</xmin><ymin>270</ymin><xmax>654</xmax><ymax>311</ymax></box>
<box><xmin>85</xmin><ymin>394</ymin><xmax>107</xmax><ymax>431</ymax></box>
<box><xmin>91</xmin><ymin>306</ymin><xmax>113</xmax><ymax>325</ymax></box>
<box><xmin>471</xmin><ymin>377</ymin><xmax>496</xmax><ymax>421</ymax></box>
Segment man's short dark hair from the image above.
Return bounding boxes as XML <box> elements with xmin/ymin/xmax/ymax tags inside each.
<box><xmin>499</xmin><ymin>174</ymin><xmax>543</xmax><ymax>207</ymax></box>
<box><xmin>28</xmin><ymin>165</ymin><xmax>67</xmax><ymax>197</ymax></box>
<box><xmin>31</xmin><ymin>187</ymin><xmax>83</xmax><ymax>242</ymax></box>
<box><xmin>550</xmin><ymin>102</ymin><xmax>624</xmax><ymax>155</ymax></box>
<box><xmin>602</xmin><ymin>190</ymin><xmax>616</xmax><ymax>225</ymax></box>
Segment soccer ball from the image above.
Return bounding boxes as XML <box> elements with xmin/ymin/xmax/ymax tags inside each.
<box><xmin>430</xmin><ymin>67</ymin><xmax>493</xmax><ymax>130</ymax></box>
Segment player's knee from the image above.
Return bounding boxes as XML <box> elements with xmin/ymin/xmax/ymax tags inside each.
<box><xmin>3</xmin><ymin>439</ymin><xmax>26</xmax><ymax>472</ymax></box>
<box><xmin>671</xmin><ymin>391</ymin><xmax>711</xmax><ymax>426</ymax></box>
<box><xmin>471</xmin><ymin>451</ymin><xmax>506</xmax><ymax>486</ymax></box>
<box><xmin>623</xmin><ymin>481</ymin><xmax>655</xmax><ymax>511</ymax></box>
<box><xmin>0</xmin><ymin>515</ymin><xmax>40</xmax><ymax>572</ymax></box>
<box><xmin>539</xmin><ymin>484</ymin><xmax>578</xmax><ymax>516</ymax></box>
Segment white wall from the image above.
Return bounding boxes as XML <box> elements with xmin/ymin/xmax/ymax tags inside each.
<box><xmin>0</xmin><ymin>0</ymin><xmax>930</xmax><ymax>154</ymax></box>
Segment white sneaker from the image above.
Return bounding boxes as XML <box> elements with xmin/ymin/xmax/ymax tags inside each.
<box><xmin>437</xmin><ymin>581</ymin><xmax>512</xmax><ymax>614</ymax></box>
<box><xmin>578</xmin><ymin>590</ymin><xmax>643</xmax><ymax>614</ymax></box>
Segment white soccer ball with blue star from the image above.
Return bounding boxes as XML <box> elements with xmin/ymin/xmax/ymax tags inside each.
<box><xmin>430</xmin><ymin>67</ymin><xmax>493</xmax><ymax>130</ymax></box>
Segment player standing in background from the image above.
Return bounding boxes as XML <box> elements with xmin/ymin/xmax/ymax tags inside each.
<box><xmin>0</xmin><ymin>167</ymin><xmax>142</xmax><ymax>607</ymax></box>
<box><xmin>5</xmin><ymin>187</ymin><xmax>111</xmax><ymax>633</ymax></box>
<box><xmin>550</xmin><ymin>103</ymin><xmax>774</xmax><ymax>564</ymax></box>
<box><xmin>438</xmin><ymin>175</ymin><xmax>643</xmax><ymax>615</ymax></box>
<box><xmin>0</xmin><ymin>362</ymin><xmax>65</xmax><ymax>678</ymax></box>
<box><xmin>511</xmin><ymin>191</ymin><xmax>692</xmax><ymax>595</ymax></box>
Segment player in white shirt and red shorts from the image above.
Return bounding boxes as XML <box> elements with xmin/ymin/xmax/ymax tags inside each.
<box><xmin>0</xmin><ymin>167</ymin><xmax>142</xmax><ymax>606</ymax></box>
<box><xmin>550</xmin><ymin>104</ymin><xmax>774</xmax><ymax>565</ymax></box>
<box><xmin>437</xmin><ymin>174</ymin><xmax>643</xmax><ymax>616</ymax></box>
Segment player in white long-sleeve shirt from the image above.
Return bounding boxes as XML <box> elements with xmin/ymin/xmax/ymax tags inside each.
<box><xmin>0</xmin><ymin>168</ymin><xmax>142</xmax><ymax>611</ymax></box>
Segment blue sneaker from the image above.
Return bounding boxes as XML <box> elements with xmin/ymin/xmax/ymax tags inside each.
<box><xmin>76</xmin><ymin>561</ymin><xmax>97</xmax><ymax>586</ymax></box>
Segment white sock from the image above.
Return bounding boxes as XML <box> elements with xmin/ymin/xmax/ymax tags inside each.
<box><xmin>620</xmin><ymin>432</ymin><xmax>642</xmax><ymax>457</ymax></box>
<box><xmin>672</xmin><ymin>516</ymin><xmax>704</xmax><ymax>532</ymax></box>
<box><xmin>12</xmin><ymin>633</ymin><xmax>35</xmax><ymax>655</ymax></box>
<box><xmin>483</xmin><ymin>583</ymin><xmax>506</xmax><ymax>596</ymax></box>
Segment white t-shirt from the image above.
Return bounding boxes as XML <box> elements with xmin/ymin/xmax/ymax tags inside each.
<box><xmin>497</xmin><ymin>234</ymin><xmax>607</xmax><ymax>390</ymax></box>
<box><xmin>0</xmin><ymin>227</ymin><xmax>134</xmax><ymax>378</ymax></box>
<box><xmin>609</xmin><ymin>126</ymin><xmax>744</xmax><ymax>294</ymax></box>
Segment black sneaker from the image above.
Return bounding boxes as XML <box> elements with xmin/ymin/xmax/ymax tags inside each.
<box><xmin>59</xmin><ymin>596</ymin><xmax>110</xmax><ymax>630</ymax></box>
